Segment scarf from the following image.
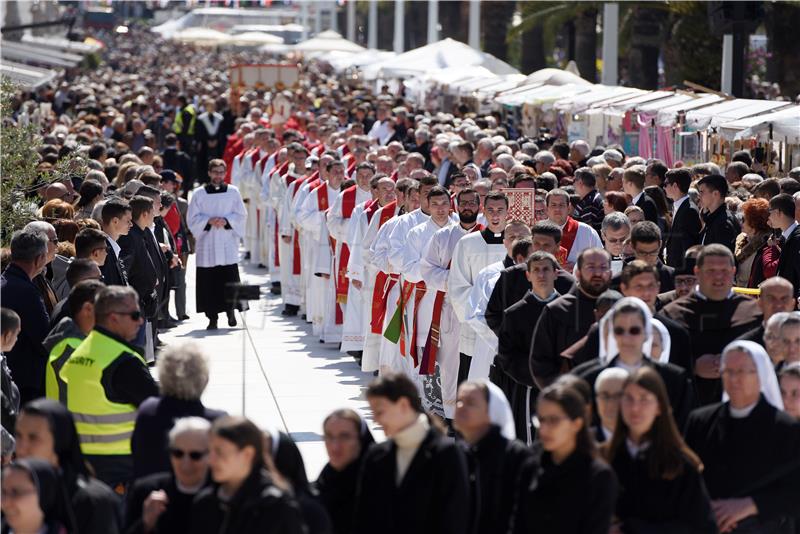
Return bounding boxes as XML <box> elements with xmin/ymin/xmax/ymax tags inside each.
<box><xmin>734</xmin><ymin>231</ymin><xmax>769</xmax><ymax>265</ymax></box>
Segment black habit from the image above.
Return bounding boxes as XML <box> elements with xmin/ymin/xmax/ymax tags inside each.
<box><xmin>125</xmin><ymin>472</ymin><xmax>209</xmax><ymax>534</ymax></box>
<box><xmin>662</xmin><ymin>293</ymin><xmax>761</xmax><ymax>405</ymax></box>
<box><xmin>684</xmin><ymin>396</ymin><xmax>800</xmax><ymax>533</ymax></box>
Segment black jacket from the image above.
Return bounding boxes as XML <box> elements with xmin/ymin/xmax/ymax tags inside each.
<box><xmin>191</xmin><ymin>469</ymin><xmax>305</xmax><ymax>534</ymax></box>
<box><xmin>100</xmin><ymin>237</ymin><xmax>129</xmax><ymax>287</ymax></box>
<box><xmin>462</xmin><ymin>426</ymin><xmax>536</xmax><ymax>534</ymax></box>
<box><xmin>161</xmin><ymin>147</ymin><xmax>194</xmax><ymax>185</ymax></box>
<box><xmin>131</xmin><ymin>396</ymin><xmax>226</xmax><ymax>479</ymax></box>
<box><xmin>572</xmin><ymin>355</ymin><xmax>696</xmax><ymax>430</ymax></box>
<box><xmin>636</xmin><ymin>192</ymin><xmax>660</xmax><ymax>225</ymax></box>
<box><xmin>736</xmin><ymin>324</ymin><xmax>765</xmax><ymax>348</ymax></box>
<box><xmin>609</xmin><ymin>445</ymin><xmax>718</xmax><ymax>534</ymax></box>
<box><xmin>777</xmin><ymin>224</ymin><xmax>800</xmax><ymax>298</ymax></box>
<box><xmin>684</xmin><ymin>396</ymin><xmax>800</xmax><ymax>526</ymax></box>
<box><xmin>700</xmin><ymin>205</ymin><xmax>740</xmax><ymax>254</ymax></box>
<box><xmin>353</xmin><ymin>426</ymin><xmax>470</xmax><ymax>534</ymax></box>
<box><xmin>126</xmin><ymin>472</ymin><xmax>205</xmax><ymax>534</ymax></box>
<box><xmin>0</xmin><ymin>264</ymin><xmax>50</xmax><ymax>402</ymax></box>
<box><xmin>665</xmin><ymin>198</ymin><xmax>702</xmax><ymax>269</ymax></box>
<box><xmin>611</xmin><ymin>258</ymin><xmax>676</xmax><ymax>293</ymax></box>
<box><xmin>512</xmin><ymin>447</ymin><xmax>618</xmax><ymax>534</ymax></box>
<box><xmin>485</xmin><ymin>262</ymin><xmax>575</xmax><ymax>336</ymax></box>
<box><xmin>496</xmin><ymin>290</ymin><xmax>553</xmax><ymax>387</ymax></box>
<box><xmin>118</xmin><ymin>225</ymin><xmax>160</xmax><ymax>318</ymax></box>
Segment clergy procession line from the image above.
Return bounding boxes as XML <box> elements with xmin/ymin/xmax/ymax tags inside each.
<box><xmin>2</xmin><ymin>23</ymin><xmax>800</xmax><ymax>534</ymax></box>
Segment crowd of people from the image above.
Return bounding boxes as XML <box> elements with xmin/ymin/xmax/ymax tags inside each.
<box><xmin>1</xmin><ymin>23</ymin><xmax>800</xmax><ymax>534</ymax></box>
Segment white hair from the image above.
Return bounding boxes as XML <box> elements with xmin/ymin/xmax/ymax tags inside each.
<box><xmin>595</xmin><ymin>367</ymin><xmax>629</xmax><ymax>391</ymax></box>
<box><xmin>168</xmin><ymin>417</ymin><xmax>212</xmax><ymax>446</ymax></box>
<box><xmin>157</xmin><ymin>342</ymin><xmax>210</xmax><ymax>400</ymax></box>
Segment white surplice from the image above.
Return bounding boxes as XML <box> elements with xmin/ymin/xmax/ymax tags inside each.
<box><xmin>464</xmin><ymin>259</ymin><xmax>507</xmax><ymax>381</ymax></box>
<box><xmin>187</xmin><ymin>184</ymin><xmax>247</xmax><ymax>267</ymax></box>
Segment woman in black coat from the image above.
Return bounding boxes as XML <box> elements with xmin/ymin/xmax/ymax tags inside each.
<box><xmin>1</xmin><ymin>458</ymin><xmax>72</xmax><ymax>534</ymax></box>
<box><xmin>191</xmin><ymin>416</ymin><xmax>305</xmax><ymax>534</ymax></box>
<box><xmin>14</xmin><ymin>399</ymin><xmax>121</xmax><ymax>534</ymax></box>
<box><xmin>604</xmin><ymin>367</ymin><xmax>717</xmax><ymax>534</ymax></box>
<box><xmin>512</xmin><ymin>383</ymin><xmax>618</xmax><ymax>534</ymax></box>
<box><xmin>353</xmin><ymin>373</ymin><xmax>470</xmax><ymax>534</ymax></box>
<box><xmin>314</xmin><ymin>409</ymin><xmax>375</xmax><ymax>534</ymax></box>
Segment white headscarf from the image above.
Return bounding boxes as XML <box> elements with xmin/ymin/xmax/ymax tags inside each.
<box><xmin>649</xmin><ymin>319</ymin><xmax>672</xmax><ymax>365</ymax></box>
<box><xmin>481</xmin><ymin>379</ymin><xmax>516</xmax><ymax>440</ymax></box>
<box><xmin>721</xmin><ymin>340</ymin><xmax>784</xmax><ymax>410</ymax></box>
<box><xmin>599</xmin><ymin>297</ymin><xmax>653</xmax><ymax>364</ymax></box>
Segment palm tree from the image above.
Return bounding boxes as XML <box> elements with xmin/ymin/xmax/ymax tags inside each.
<box><xmin>482</xmin><ymin>1</ymin><xmax>517</xmax><ymax>60</ymax></box>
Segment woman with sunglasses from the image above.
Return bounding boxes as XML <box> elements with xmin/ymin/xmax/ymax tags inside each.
<box><xmin>603</xmin><ymin>367</ymin><xmax>717</xmax><ymax>534</ymax></box>
<box><xmin>191</xmin><ymin>416</ymin><xmax>304</xmax><ymax>534</ymax></box>
<box><xmin>14</xmin><ymin>399</ymin><xmax>121</xmax><ymax>534</ymax></box>
<box><xmin>512</xmin><ymin>382</ymin><xmax>617</xmax><ymax>534</ymax></box>
<box><xmin>126</xmin><ymin>417</ymin><xmax>212</xmax><ymax>534</ymax></box>
<box><xmin>572</xmin><ymin>297</ymin><xmax>696</xmax><ymax>429</ymax></box>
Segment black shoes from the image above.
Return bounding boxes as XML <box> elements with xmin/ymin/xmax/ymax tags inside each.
<box><xmin>243</xmin><ymin>252</ymin><xmax>251</xmax><ymax>260</ymax></box>
<box><xmin>270</xmin><ymin>282</ymin><xmax>282</xmax><ymax>295</ymax></box>
<box><xmin>227</xmin><ymin>311</ymin><xmax>237</xmax><ymax>327</ymax></box>
<box><xmin>207</xmin><ymin>318</ymin><xmax>218</xmax><ymax>330</ymax></box>
<box><xmin>282</xmin><ymin>304</ymin><xmax>299</xmax><ymax>317</ymax></box>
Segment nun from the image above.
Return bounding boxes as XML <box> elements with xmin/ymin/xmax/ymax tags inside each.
<box><xmin>1</xmin><ymin>458</ymin><xmax>72</xmax><ymax>534</ymax></box>
<box><xmin>453</xmin><ymin>380</ymin><xmax>536</xmax><ymax>534</ymax></box>
<box><xmin>314</xmin><ymin>409</ymin><xmax>375</xmax><ymax>534</ymax></box>
<box><xmin>684</xmin><ymin>341</ymin><xmax>800</xmax><ymax>534</ymax></box>
<box><xmin>572</xmin><ymin>297</ymin><xmax>696</xmax><ymax>429</ymax></box>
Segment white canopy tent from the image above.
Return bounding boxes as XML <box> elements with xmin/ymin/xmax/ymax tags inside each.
<box><xmin>1</xmin><ymin>40</ymin><xmax>83</xmax><ymax>69</ymax></box>
<box><xmin>718</xmin><ymin>106</ymin><xmax>800</xmax><ymax>142</ymax></box>
<box><xmin>600</xmin><ymin>91</ymin><xmax>676</xmax><ymax>117</ymax></box>
<box><xmin>293</xmin><ymin>30</ymin><xmax>365</xmax><ymax>54</ymax></box>
<box><xmin>555</xmin><ymin>85</ymin><xmax>644</xmax><ymax>114</ymax></box>
<box><xmin>684</xmin><ymin>98</ymin><xmax>792</xmax><ymax>131</ymax></box>
<box><xmin>227</xmin><ymin>31</ymin><xmax>284</xmax><ymax>46</ymax></box>
<box><xmin>372</xmin><ymin>38</ymin><xmax>519</xmax><ymax>79</ymax></box>
<box><xmin>325</xmin><ymin>50</ymin><xmax>396</xmax><ymax>72</ymax></box>
<box><xmin>453</xmin><ymin>74</ymin><xmax>526</xmax><ymax>97</ymax></box>
<box><xmin>498</xmin><ymin>83</ymin><xmax>594</xmax><ymax>108</ymax></box>
<box><xmin>171</xmin><ymin>27</ymin><xmax>231</xmax><ymax>46</ymax></box>
<box><xmin>655</xmin><ymin>94</ymin><xmax>725</xmax><ymax>126</ymax></box>
<box><xmin>0</xmin><ymin>59</ymin><xmax>57</xmax><ymax>90</ymax></box>
<box><xmin>520</xmin><ymin>67</ymin><xmax>591</xmax><ymax>88</ymax></box>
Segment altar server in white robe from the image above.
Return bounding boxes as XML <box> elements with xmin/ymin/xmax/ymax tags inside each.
<box><xmin>545</xmin><ymin>188</ymin><xmax>603</xmax><ymax>269</ymax></box>
<box><xmin>355</xmin><ymin>181</ymin><xmax>406</xmax><ymax>372</ymax></box>
<box><xmin>229</xmin><ymin>132</ymin><xmax>254</xmax><ymax>191</ymax></box>
<box><xmin>382</xmin><ymin>176</ymin><xmax>438</xmax><ymax>375</ymax></box>
<box><xmin>397</xmin><ymin>186</ymin><xmax>455</xmax><ymax>392</ymax></box>
<box><xmin>257</xmin><ymin>137</ymin><xmax>282</xmax><ymax>276</ymax></box>
<box><xmin>297</xmin><ymin>158</ymin><xmax>343</xmax><ymax>340</ymax></box>
<box><xmin>187</xmin><ymin>159</ymin><xmax>247</xmax><ymax>330</ymax></box>
<box><xmin>331</xmin><ymin>163</ymin><xmax>376</xmax><ymax>353</ymax></box>
<box><xmin>242</xmin><ymin>129</ymin><xmax>271</xmax><ymax>264</ymax></box>
<box><xmin>418</xmin><ymin>194</ymin><xmax>484</xmax><ymax>421</ymax></box>
<box><xmin>449</xmin><ymin>190</ymin><xmax>509</xmax><ymax>385</ymax></box>
<box><xmin>464</xmin><ymin>222</ymin><xmax>532</xmax><ymax>382</ymax></box>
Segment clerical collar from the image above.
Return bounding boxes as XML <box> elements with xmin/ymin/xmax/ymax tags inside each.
<box><xmin>204</xmin><ymin>182</ymin><xmax>228</xmax><ymax>194</ymax></box>
<box><xmin>781</xmin><ymin>221</ymin><xmax>798</xmax><ymax>241</ymax></box>
<box><xmin>615</xmin><ymin>358</ymin><xmax>643</xmax><ymax>373</ymax></box>
<box><xmin>729</xmin><ymin>401</ymin><xmax>759</xmax><ymax>419</ymax></box>
<box><xmin>625</xmin><ymin>438</ymin><xmax>650</xmax><ymax>458</ymax></box>
<box><xmin>694</xmin><ymin>286</ymin><xmax>734</xmax><ymax>301</ymax></box>
<box><xmin>176</xmin><ymin>479</ymin><xmax>206</xmax><ymax>495</ymax></box>
<box><xmin>481</xmin><ymin>228</ymin><xmax>504</xmax><ymax>244</ymax></box>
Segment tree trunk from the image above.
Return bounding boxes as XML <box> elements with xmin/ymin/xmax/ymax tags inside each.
<box><xmin>574</xmin><ymin>9</ymin><xmax>597</xmax><ymax>82</ymax></box>
<box><xmin>482</xmin><ymin>1</ymin><xmax>516</xmax><ymax>61</ymax></box>
<box><xmin>405</xmin><ymin>1</ymin><xmax>428</xmax><ymax>50</ymax></box>
<box><xmin>627</xmin><ymin>6</ymin><xmax>662</xmax><ymax>89</ymax></box>
<box><xmin>3</xmin><ymin>1</ymin><xmax>24</xmax><ymax>42</ymax></box>
<box><xmin>521</xmin><ymin>23</ymin><xmax>546</xmax><ymax>74</ymax></box>
<box><xmin>439</xmin><ymin>0</ymin><xmax>468</xmax><ymax>43</ymax></box>
<box><xmin>764</xmin><ymin>2</ymin><xmax>800</xmax><ymax>98</ymax></box>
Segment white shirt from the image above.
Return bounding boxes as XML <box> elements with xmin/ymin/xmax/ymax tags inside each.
<box><xmin>108</xmin><ymin>237</ymin><xmax>121</xmax><ymax>258</ymax></box>
<box><xmin>729</xmin><ymin>401</ymin><xmax>759</xmax><ymax>419</ymax></box>
<box><xmin>555</xmin><ymin>219</ymin><xmax>604</xmax><ymax>264</ymax></box>
<box><xmin>632</xmin><ymin>191</ymin><xmax>644</xmax><ymax>205</ymax></box>
<box><xmin>672</xmin><ymin>195</ymin><xmax>689</xmax><ymax>215</ymax></box>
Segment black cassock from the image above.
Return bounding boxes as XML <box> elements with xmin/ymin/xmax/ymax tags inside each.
<box><xmin>572</xmin><ymin>355</ymin><xmax>697</xmax><ymax>430</ymax></box>
<box><xmin>684</xmin><ymin>396</ymin><xmax>800</xmax><ymax>533</ymax></box>
<box><xmin>662</xmin><ymin>293</ymin><xmax>761</xmax><ymax>405</ymax></box>
<box><xmin>462</xmin><ymin>425</ymin><xmax>536</xmax><ymax>534</ymax></box>
<box><xmin>610</xmin><ymin>446</ymin><xmax>718</xmax><ymax>533</ymax></box>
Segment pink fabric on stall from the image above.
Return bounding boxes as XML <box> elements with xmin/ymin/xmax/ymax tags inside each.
<box><xmin>637</xmin><ymin>113</ymin><xmax>654</xmax><ymax>159</ymax></box>
<box><xmin>656</xmin><ymin>126</ymin><xmax>674</xmax><ymax>167</ymax></box>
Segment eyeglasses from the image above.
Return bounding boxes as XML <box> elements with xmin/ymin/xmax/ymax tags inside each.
<box><xmin>634</xmin><ymin>249</ymin><xmax>661</xmax><ymax>258</ymax></box>
<box><xmin>674</xmin><ymin>278</ymin><xmax>696</xmax><ymax>287</ymax></box>
<box><xmin>532</xmin><ymin>415</ymin><xmax>568</xmax><ymax>428</ymax></box>
<box><xmin>604</xmin><ymin>237</ymin><xmax>627</xmax><ymax>244</ymax></box>
<box><xmin>111</xmin><ymin>309</ymin><xmax>142</xmax><ymax>321</ymax></box>
<box><xmin>170</xmin><ymin>448</ymin><xmax>208</xmax><ymax>461</ymax></box>
<box><xmin>613</xmin><ymin>326</ymin><xmax>643</xmax><ymax>336</ymax></box>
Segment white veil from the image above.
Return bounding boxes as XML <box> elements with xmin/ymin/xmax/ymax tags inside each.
<box><xmin>599</xmin><ymin>296</ymin><xmax>654</xmax><ymax>364</ymax></box>
<box><xmin>482</xmin><ymin>379</ymin><xmax>516</xmax><ymax>440</ymax></box>
<box><xmin>721</xmin><ymin>340</ymin><xmax>784</xmax><ymax>410</ymax></box>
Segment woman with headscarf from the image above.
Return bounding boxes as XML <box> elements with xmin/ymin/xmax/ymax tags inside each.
<box><xmin>314</xmin><ymin>409</ymin><xmax>375</xmax><ymax>534</ymax></box>
<box><xmin>684</xmin><ymin>341</ymin><xmax>800</xmax><ymax>534</ymax></box>
<box><xmin>603</xmin><ymin>367</ymin><xmax>718</xmax><ymax>534</ymax></box>
<box><xmin>263</xmin><ymin>426</ymin><xmax>332</xmax><ymax>534</ymax></box>
<box><xmin>572</xmin><ymin>297</ymin><xmax>696</xmax><ymax>429</ymax></box>
<box><xmin>1</xmin><ymin>458</ymin><xmax>72</xmax><ymax>534</ymax></box>
<box><xmin>353</xmin><ymin>372</ymin><xmax>470</xmax><ymax>534</ymax></box>
<box><xmin>453</xmin><ymin>380</ymin><xmax>535</xmax><ymax>534</ymax></box>
<box><xmin>512</xmin><ymin>382</ymin><xmax>617</xmax><ymax>534</ymax></box>
<box><xmin>14</xmin><ymin>399</ymin><xmax>121</xmax><ymax>534</ymax></box>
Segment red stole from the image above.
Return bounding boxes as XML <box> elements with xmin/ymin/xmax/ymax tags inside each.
<box><xmin>335</xmin><ymin>186</ymin><xmax>359</xmax><ymax>306</ymax></box>
<box><xmin>315</xmin><ymin>183</ymin><xmax>343</xmax><ymax>325</ymax></box>
<box><xmin>561</xmin><ymin>217</ymin><xmax>580</xmax><ymax>258</ymax></box>
<box><xmin>223</xmin><ymin>134</ymin><xmax>242</xmax><ymax>184</ymax></box>
<box><xmin>368</xmin><ymin>202</ymin><xmax>401</xmax><ymax>334</ymax></box>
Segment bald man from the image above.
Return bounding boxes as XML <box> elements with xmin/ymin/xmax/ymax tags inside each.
<box><xmin>737</xmin><ymin>276</ymin><xmax>796</xmax><ymax>348</ymax></box>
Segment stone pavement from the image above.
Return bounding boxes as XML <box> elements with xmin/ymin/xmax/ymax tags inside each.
<box><xmin>155</xmin><ymin>257</ymin><xmax>384</xmax><ymax>480</ymax></box>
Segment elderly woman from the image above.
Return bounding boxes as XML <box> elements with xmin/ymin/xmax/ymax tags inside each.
<box><xmin>131</xmin><ymin>342</ymin><xmax>226</xmax><ymax>479</ymax></box>
<box><xmin>684</xmin><ymin>341</ymin><xmax>800</xmax><ymax>533</ymax></box>
<box><xmin>735</xmin><ymin>198</ymin><xmax>778</xmax><ymax>287</ymax></box>
<box><xmin>125</xmin><ymin>417</ymin><xmax>213</xmax><ymax>534</ymax></box>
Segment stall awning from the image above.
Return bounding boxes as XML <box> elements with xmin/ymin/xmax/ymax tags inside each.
<box><xmin>0</xmin><ymin>59</ymin><xmax>57</xmax><ymax>90</ymax></box>
<box><xmin>684</xmin><ymin>98</ymin><xmax>792</xmax><ymax>131</ymax></box>
<box><xmin>21</xmin><ymin>35</ymin><xmax>102</xmax><ymax>55</ymax></box>
<box><xmin>655</xmin><ymin>94</ymin><xmax>725</xmax><ymax>127</ymax></box>
<box><xmin>601</xmin><ymin>91</ymin><xmax>675</xmax><ymax>116</ymax></box>
<box><xmin>718</xmin><ymin>106</ymin><xmax>800</xmax><ymax>143</ymax></box>
<box><xmin>1</xmin><ymin>40</ymin><xmax>83</xmax><ymax>68</ymax></box>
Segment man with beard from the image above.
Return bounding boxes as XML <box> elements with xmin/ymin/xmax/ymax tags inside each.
<box><xmin>529</xmin><ymin>247</ymin><xmax>613</xmax><ymax>388</ymax></box>
<box><xmin>186</xmin><ymin>159</ymin><xmax>247</xmax><ymax>330</ymax></box>
<box><xmin>418</xmin><ymin>190</ymin><xmax>487</xmax><ymax>422</ymax></box>
<box><xmin>449</xmin><ymin>191</ymin><xmax>509</xmax><ymax>383</ymax></box>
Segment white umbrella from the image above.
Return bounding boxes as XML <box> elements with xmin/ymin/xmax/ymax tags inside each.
<box><xmin>294</xmin><ymin>30</ymin><xmax>365</xmax><ymax>54</ymax></box>
<box><xmin>171</xmin><ymin>27</ymin><xmax>230</xmax><ymax>46</ymax></box>
<box><xmin>227</xmin><ymin>31</ymin><xmax>284</xmax><ymax>46</ymax></box>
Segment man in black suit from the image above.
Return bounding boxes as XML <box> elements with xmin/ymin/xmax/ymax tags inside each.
<box><xmin>161</xmin><ymin>133</ymin><xmax>195</xmax><ymax>198</ymax></box>
<box><xmin>664</xmin><ymin>168</ymin><xmax>701</xmax><ymax>269</ymax></box>
<box><xmin>99</xmin><ymin>198</ymin><xmax>131</xmax><ymax>287</ymax></box>
<box><xmin>768</xmin><ymin>193</ymin><xmax>800</xmax><ymax>297</ymax></box>
<box><xmin>697</xmin><ymin>174</ymin><xmax>740</xmax><ymax>253</ymax></box>
<box><xmin>622</xmin><ymin>165</ymin><xmax>659</xmax><ymax>224</ymax></box>
<box><xmin>611</xmin><ymin>221</ymin><xmax>675</xmax><ymax>293</ymax></box>
<box><xmin>736</xmin><ymin>276</ymin><xmax>796</xmax><ymax>347</ymax></box>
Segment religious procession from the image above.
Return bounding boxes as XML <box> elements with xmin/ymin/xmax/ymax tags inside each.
<box><xmin>1</xmin><ymin>1</ymin><xmax>800</xmax><ymax>533</ymax></box>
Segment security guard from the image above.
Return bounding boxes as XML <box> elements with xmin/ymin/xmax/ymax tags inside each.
<box><xmin>172</xmin><ymin>94</ymin><xmax>197</xmax><ymax>156</ymax></box>
<box><xmin>43</xmin><ymin>279</ymin><xmax>104</xmax><ymax>403</ymax></box>
<box><xmin>60</xmin><ymin>285</ymin><xmax>158</xmax><ymax>492</ymax></box>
